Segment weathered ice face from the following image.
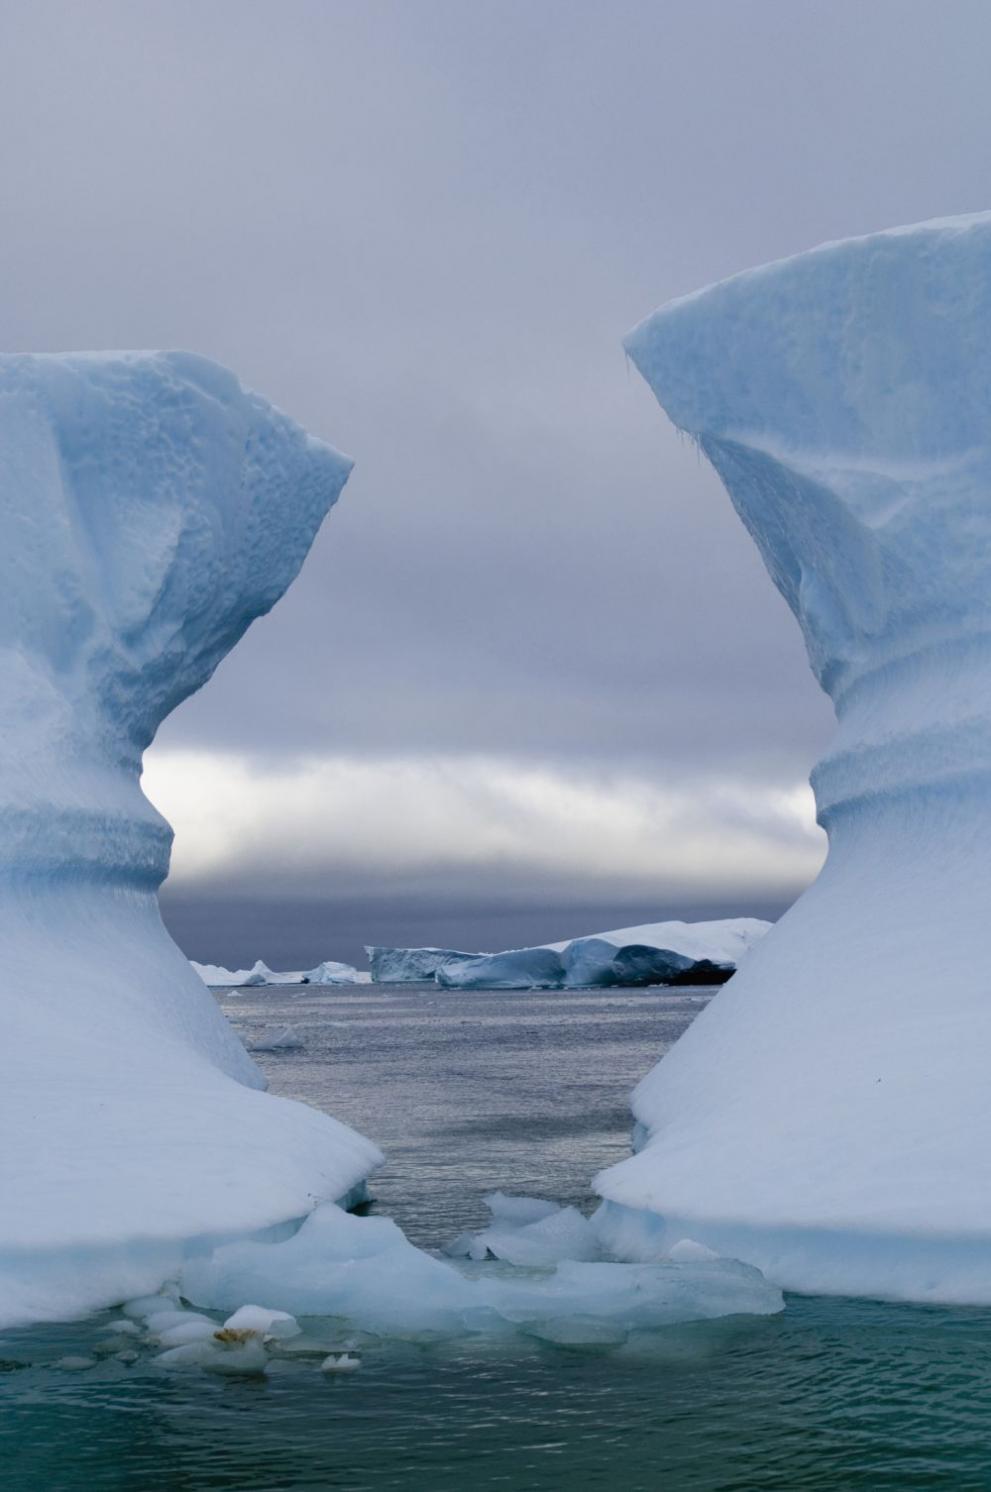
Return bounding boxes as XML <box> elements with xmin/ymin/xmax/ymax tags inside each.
<box><xmin>0</xmin><ymin>351</ymin><xmax>351</xmax><ymax>882</ymax></box>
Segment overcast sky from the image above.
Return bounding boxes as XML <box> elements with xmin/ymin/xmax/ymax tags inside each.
<box><xmin>2</xmin><ymin>0</ymin><xmax>987</xmax><ymax>962</ymax></box>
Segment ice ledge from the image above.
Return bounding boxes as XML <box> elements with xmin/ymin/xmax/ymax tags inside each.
<box><xmin>592</xmin><ymin>1202</ymin><xmax>991</xmax><ymax>1306</ymax></box>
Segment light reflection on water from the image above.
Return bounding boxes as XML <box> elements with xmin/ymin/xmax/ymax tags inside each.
<box><xmin>4</xmin><ymin>985</ymin><xmax>991</xmax><ymax>1490</ymax></box>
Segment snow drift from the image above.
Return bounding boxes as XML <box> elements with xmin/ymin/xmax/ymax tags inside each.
<box><xmin>370</xmin><ymin>919</ymin><xmax>769</xmax><ymax>989</ymax></box>
<box><xmin>0</xmin><ymin>352</ymin><xmax>380</xmax><ymax>1328</ymax></box>
<box><xmin>599</xmin><ymin>211</ymin><xmax>991</xmax><ymax>1303</ymax></box>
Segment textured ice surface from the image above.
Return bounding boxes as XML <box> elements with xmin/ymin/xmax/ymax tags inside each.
<box><xmin>373</xmin><ymin>919</ymin><xmax>768</xmax><ymax>989</ymax></box>
<box><xmin>600</xmin><ymin>211</ymin><xmax>991</xmax><ymax>1303</ymax></box>
<box><xmin>181</xmin><ymin>1202</ymin><xmax>783</xmax><ymax>1340</ymax></box>
<box><xmin>0</xmin><ymin>352</ymin><xmax>380</xmax><ymax>1328</ymax></box>
<box><xmin>365</xmin><ymin>945</ymin><xmax>477</xmax><ymax>983</ymax></box>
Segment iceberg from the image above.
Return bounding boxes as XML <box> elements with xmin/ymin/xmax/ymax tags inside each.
<box><xmin>303</xmin><ymin>960</ymin><xmax>370</xmax><ymax>985</ymax></box>
<box><xmin>436</xmin><ymin>946</ymin><xmax>566</xmax><ymax>989</ymax></box>
<box><xmin>365</xmin><ymin>945</ymin><xmax>477</xmax><ymax>983</ymax></box>
<box><xmin>599</xmin><ymin>211</ymin><xmax>991</xmax><ymax>1303</ymax></box>
<box><xmin>0</xmin><ymin>351</ymin><xmax>381</xmax><ymax>1328</ymax></box>
<box><xmin>191</xmin><ymin>958</ymin><xmax>368</xmax><ymax>987</ymax></box>
<box><xmin>180</xmin><ymin>1201</ymin><xmax>783</xmax><ymax>1341</ymax></box>
<box><xmin>375</xmin><ymin>918</ymin><xmax>769</xmax><ymax>990</ymax></box>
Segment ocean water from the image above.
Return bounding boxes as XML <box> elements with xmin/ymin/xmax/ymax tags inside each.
<box><xmin>5</xmin><ymin>984</ymin><xmax>991</xmax><ymax>1490</ymax></box>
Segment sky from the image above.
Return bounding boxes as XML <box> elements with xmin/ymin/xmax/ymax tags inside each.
<box><xmin>2</xmin><ymin>0</ymin><xmax>988</xmax><ymax>965</ymax></box>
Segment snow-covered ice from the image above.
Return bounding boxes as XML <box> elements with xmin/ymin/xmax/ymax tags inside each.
<box><xmin>304</xmin><ymin>960</ymin><xmax>370</xmax><ymax>985</ymax></box>
<box><xmin>0</xmin><ymin>351</ymin><xmax>381</xmax><ymax>1328</ymax></box>
<box><xmin>436</xmin><ymin>946</ymin><xmax>566</xmax><ymax>989</ymax></box>
<box><xmin>600</xmin><ymin>211</ymin><xmax>991</xmax><ymax>1304</ymax></box>
<box><xmin>374</xmin><ymin>919</ymin><xmax>769</xmax><ymax>989</ymax></box>
<box><xmin>192</xmin><ymin>957</ymin><xmax>368</xmax><ymax>987</ymax></box>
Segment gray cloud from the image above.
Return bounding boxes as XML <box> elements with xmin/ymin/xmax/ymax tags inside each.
<box><xmin>2</xmin><ymin>0</ymin><xmax>987</xmax><ymax>942</ymax></box>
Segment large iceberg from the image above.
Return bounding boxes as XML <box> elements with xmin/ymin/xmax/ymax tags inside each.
<box><xmin>365</xmin><ymin>945</ymin><xmax>477</xmax><ymax>983</ymax></box>
<box><xmin>598</xmin><ymin>212</ymin><xmax>991</xmax><ymax>1303</ymax></box>
<box><xmin>0</xmin><ymin>352</ymin><xmax>381</xmax><ymax>1328</ymax></box>
<box><xmin>372</xmin><ymin>919</ymin><xmax>769</xmax><ymax>990</ymax></box>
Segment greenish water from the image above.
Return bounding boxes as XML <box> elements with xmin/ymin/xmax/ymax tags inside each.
<box><xmin>4</xmin><ymin>985</ymin><xmax>991</xmax><ymax>1490</ymax></box>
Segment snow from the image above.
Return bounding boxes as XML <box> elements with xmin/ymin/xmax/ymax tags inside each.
<box><xmin>222</xmin><ymin>1303</ymin><xmax>301</xmax><ymax>1339</ymax></box>
<box><xmin>365</xmin><ymin>945</ymin><xmax>476</xmax><ymax>983</ymax></box>
<box><xmin>0</xmin><ymin>351</ymin><xmax>381</xmax><ymax>1329</ymax></box>
<box><xmin>601</xmin><ymin>210</ymin><xmax>991</xmax><ymax>1304</ymax></box>
<box><xmin>247</xmin><ymin>1025</ymin><xmax>306</xmax><ymax>1053</ymax></box>
<box><xmin>445</xmin><ymin>1196</ymin><xmax>602</xmax><ymax>1267</ymax></box>
<box><xmin>374</xmin><ymin>918</ymin><xmax>769</xmax><ymax>989</ymax></box>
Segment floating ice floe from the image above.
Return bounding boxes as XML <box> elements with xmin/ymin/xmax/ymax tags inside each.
<box><xmin>247</xmin><ymin>1025</ymin><xmax>306</xmax><ymax>1053</ymax></box>
<box><xmin>178</xmin><ymin>1200</ymin><xmax>783</xmax><ymax>1344</ymax></box>
<box><xmin>370</xmin><ymin>919</ymin><xmax>769</xmax><ymax>989</ymax></box>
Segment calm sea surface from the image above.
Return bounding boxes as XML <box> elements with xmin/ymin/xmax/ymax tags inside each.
<box><xmin>4</xmin><ymin>984</ymin><xmax>991</xmax><ymax>1490</ymax></box>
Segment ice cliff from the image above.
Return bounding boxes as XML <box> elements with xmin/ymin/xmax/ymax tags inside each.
<box><xmin>599</xmin><ymin>212</ymin><xmax>991</xmax><ymax>1303</ymax></box>
<box><xmin>0</xmin><ymin>352</ymin><xmax>380</xmax><ymax>1328</ymax></box>
<box><xmin>369</xmin><ymin>918</ymin><xmax>768</xmax><ymax>989</ymax></box>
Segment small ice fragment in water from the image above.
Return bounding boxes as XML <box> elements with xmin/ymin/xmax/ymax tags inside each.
<box><xmin>321</xmin><ymin>1352</ymin><xmax>361</xmax><ymax>1373</ymax></box>
<box><xmin>247</xmin><ymin>1026</ymin><xmax>305</xmax><ymax>1053</ymax></box>
<box><xmin>156</xmin><ymin>1319</ymin><xmax>218</xmax><ymax>1347</ymax></box>
<box><xmin>156</xmin><ymin>1336</ymin><xmax>269</xmax><ymax>1375</ymax></box>
<box><xmin>56</xmin><ymin>1356</ymin><xmax>97</xmax><ymax>1370</ymax></box>
<box><xmin>223</xmin><ymin>1304</ymin><xmax>301</xmax><ymax>1340</ymax></box>
<box><xmin>98</xmin><ymin>1318</ymin><xmax>141</xmax><ymax>1336</ymax></box>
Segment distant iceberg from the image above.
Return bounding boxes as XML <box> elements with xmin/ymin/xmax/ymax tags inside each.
<box><xmin>191</xmin><ymin>958</ymin><xmax>369</xmax><ymax>987</ymax></box>
<box><xmin>0</xmin><ymin>352</ymin><xmax>381</xmax><ymax>1328</ymax></box>
<box><xmin>371</xmin><ymin>918</ymin><xmax>769</xmax><ymax>990</ymax></box>
<box><xmin>365</xmin><ymin>945</ymin><xmax>477</xmax><ymax>983</ymax></box>
<box><xmin>601</xmin><ymin>211</ymin><xmax>991</xmax><ymax>1304</ymax></box>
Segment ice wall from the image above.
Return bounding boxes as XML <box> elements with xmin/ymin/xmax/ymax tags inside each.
<box><xmin>599</xmin><ymin>213</ymin><xmax>991</xmax><ymax>1302</ymax></box>
<box><xmin>0</xmin><ymin>353</ymin><xmax>380</xmax><ymax>1327</ymax></box>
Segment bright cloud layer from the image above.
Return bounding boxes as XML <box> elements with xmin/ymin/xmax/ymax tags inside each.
<box><xmin>142</xmin><ymin>748</ymin><xmax>825</xmax><ymax>902</ymax></box>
